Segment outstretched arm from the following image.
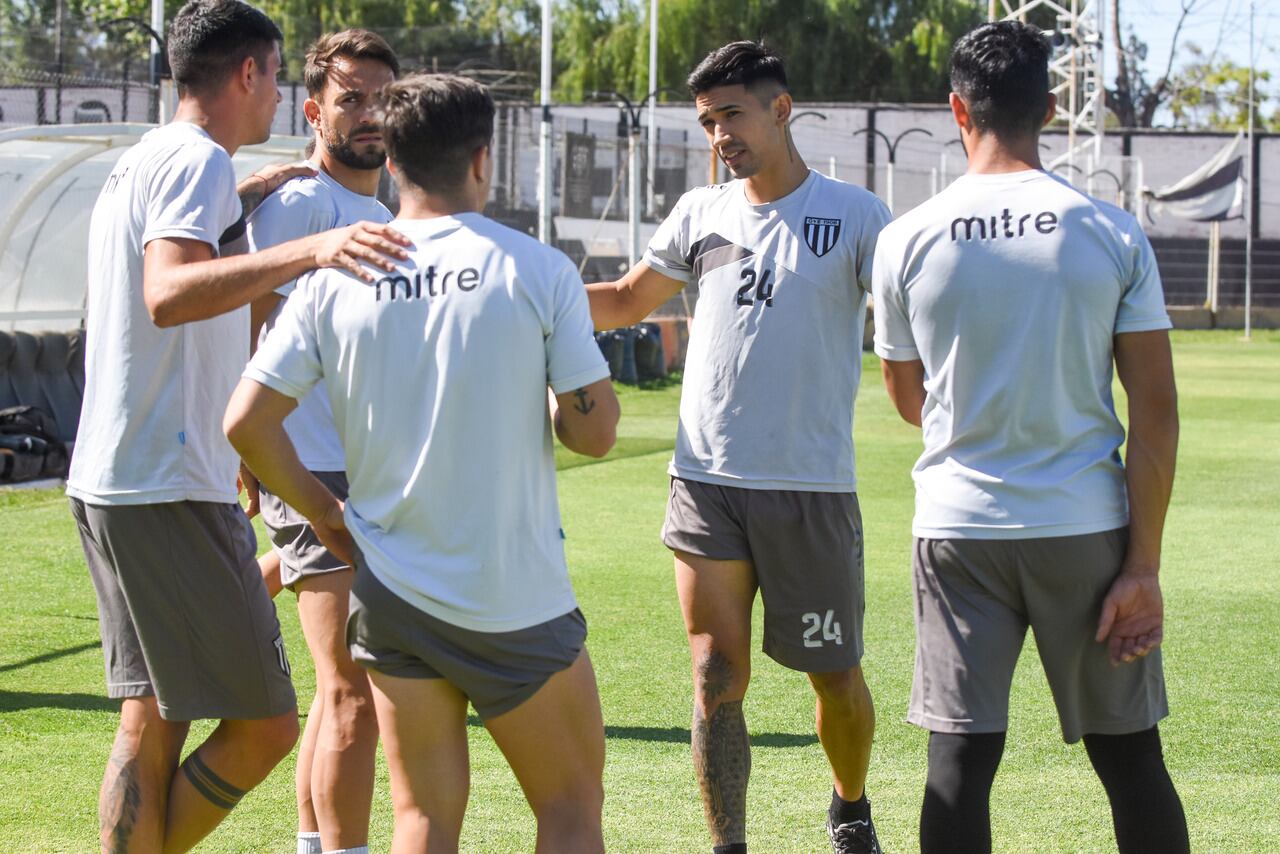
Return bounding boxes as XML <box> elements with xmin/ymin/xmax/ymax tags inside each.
<box><xmin>1095</xmin><ymin>329</ymin><xmax>1179</xmax><ymax>665</ymax></box>
<box><xmin>585</xmin><ymin>263</ymin><xmax>684</xmax><ymax>332</ymax></box>
<box><xmin>142</xmin><ymin>222</ymin><xmax>410</xmax><ymax>328</ymax></box>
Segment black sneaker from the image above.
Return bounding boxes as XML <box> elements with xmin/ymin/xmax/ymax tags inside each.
<box><xmin>826</xmin><ymin>814</ymin><xmax>883</xmax><ymax>854</ymax></box>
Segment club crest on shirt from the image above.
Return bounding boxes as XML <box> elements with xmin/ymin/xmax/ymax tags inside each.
<box><xmin>803</xmin><ymin>216</ymin><xmax>841</xmax><ymax>257</ymax></box>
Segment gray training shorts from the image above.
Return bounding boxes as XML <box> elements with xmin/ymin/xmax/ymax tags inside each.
<box><xmin>909</xmin><ymin>528</ymin><xmax>1169</xmax><ymax>744</ymax></box>
<box><xmin>259</xmin><ymin>471</ymin><xmax>350</xmax><ymax>590</ymax></box>
<box><xmin>661</xmin><ymin>476</ymin><xmax>865</xmax><ymax>672</ymax></box>
<box><xmin>70</xmin><ymin>497</ymin><xmax>297</xmax><ymax>722</ymax></box>
<box><xmin>347</xmin><ymin>562</ymin><xmax>587</xmax><ymax>720</ymax></box>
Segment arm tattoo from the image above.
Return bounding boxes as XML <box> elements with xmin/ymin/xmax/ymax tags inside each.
<box><xmin>572</xmin><ymin>388</ymin><xmax>596</xmax><ymax>415</ymax></box>
<box><xmin>692</xmin><ymin>699</ymin><xmax>751</xmax><ymax>846</ymax></box>
<box><xmin>100</xmin><ymin>751</ymin><xmax>142</xmax><ymax>853</ymax></box>
<box><xmin>238</xmin><ymin>175</ymin><xmax>269</xmax><ymax>219</ymax></box>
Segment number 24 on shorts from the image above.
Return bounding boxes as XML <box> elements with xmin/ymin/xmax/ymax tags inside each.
<box><xmin>801</xmin><ymin>610</ymin><xmax>843</xmax><ymax>647</ymax></box>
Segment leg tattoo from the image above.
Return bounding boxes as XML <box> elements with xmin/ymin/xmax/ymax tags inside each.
<box><xmin>100</xmin><ymin>750</ymin><xmax>143</xmax><ymax>853</ymax></box>
<box><xmin>181</xmin><ymin>750</ymin><xmax>247</xmax><ymax>812</ymax></box>
<box><xmin>692</xmin><ymin>651</ymin><xmax>749</xmax><ymax>845</ymax></box>
<box><xmin>697</xmin><ymin>649</ymin><xmax>734</xmax><ymax>702</ymax></box>
<box><xmin>692</xmin><ymin>701</ymin><xmax>751</xmax><ymax>845</ymax></box>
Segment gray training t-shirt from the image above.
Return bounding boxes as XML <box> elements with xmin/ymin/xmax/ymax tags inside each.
<box><xmin>645</xmin><ymin>170</ymin><xmax>891</xmax><ymax>492</ymax></box>
<box><xmin>872</xmin><ymin>170</ymin><xmax>1172</xmax><ymax>539</ymax></box>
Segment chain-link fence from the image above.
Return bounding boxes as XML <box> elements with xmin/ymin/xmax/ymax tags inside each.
<box><xmin>0</xmin><ymin>3</ymin><xmax>1274</xmax><ymax>313</ymax></box>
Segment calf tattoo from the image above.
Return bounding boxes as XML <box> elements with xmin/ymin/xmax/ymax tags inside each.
<box><xmin>572</xmin><ymin>388</ymin><xmax>596</xmax><ymax>415</ymax></box>
<box><xmin>692</xmin><ymin>700</ymin><xmax>751</xmax><ymax>845</ymax></box>
<box><xmin>100</xmin><ymin>750</ymin><xmax>142</xmax><ymax>853</ymax></box>
<box><xmin>691</xmin><ymin>650</ymin><xmax>749</xmax><ymax>845</ymax></box>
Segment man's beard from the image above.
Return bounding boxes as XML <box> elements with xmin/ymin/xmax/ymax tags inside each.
<box><xmin>324</xmin><ymin>123</ymin><xmax>387</xmax><ymax>170</ymax></box>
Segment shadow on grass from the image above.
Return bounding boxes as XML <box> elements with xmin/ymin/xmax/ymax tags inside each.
<box><xmin>0</xmin><ymin>640</ymin><xmax>100</xmax><ymax>674</ymax></box>
<box><xmin>465</xmin><ymin>715</ymin><xmax>816</xmax><ymax>747</ymax></box>
<box><xmin>0</xmin><ymin>689</ymin><xmax>117</xmax><ymax>713</ymax></box>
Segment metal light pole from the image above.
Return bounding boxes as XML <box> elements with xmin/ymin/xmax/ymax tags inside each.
<box><xmin>150</xmin><ymin>0</ymin><xmax>163</xmax><ymax>86</ymax></box>
<box><xmin>788</xmin><ymin>110</ymin><xmax>829</xmax><ymax>175</ymax></box>
<box><xmin>538</xmin><ymin>0</ymin><xmax>554</xmax><ymax>245</ymax></box>
<box><xmin>628</xmin><ymin>130</ymin><xmax>641</xmax><ymax>263</ymax></box>
<box><xmin>595</xmin><ymin>88</ymin><xmax>677</xmax><ymax>262</ymax></box>
<box><xmin>54</xmin><ymin>0</ymin><xmax>65</xmax><ymax>123</ymax></box>
<box><xmin>852</xmin><ymin>126</ymin><xmax>933</xmax><ymax>214</ymax></box>
<box><xmin>103</xmin><ymin>16</ymin><xmax>167</xmax><ymax>123</ymax></box>
<box><xmin>646</xmin><ymin>0</ymin><xmax>659</xmax><ymax>218</ymax></box>
<box><xmin>152</xmin><ymin>0</ymin><xmax>175</xmax><ymax>122</ymax></box>
<box><xmin>1244</xmin><ymin>0</ymin><xmax>1255</xmax><ymax>341</ymax></box>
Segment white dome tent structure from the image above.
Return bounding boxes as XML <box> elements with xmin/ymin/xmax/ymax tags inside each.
<box><xmin>0</xmin><ymin>123</ymin><xmax>307</xmax><ymax>334</ymax></box>
<box><xmin>0</xmin><ymin>123</ymin><xmax>307</xmax><ymax>466</ymax></box>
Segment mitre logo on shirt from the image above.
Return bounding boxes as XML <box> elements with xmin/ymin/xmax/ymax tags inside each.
<box><xmin>803</xmin><ymin>216</ymin><xmax>842</xmax><ymax>257</ymax></box>
<box><xmin>374</xmin><ymin>265</ymin><xmax>483</xmax><ymax>302</ymax></box>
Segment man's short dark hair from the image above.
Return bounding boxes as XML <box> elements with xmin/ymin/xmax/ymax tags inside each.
<box><xmin>168</xmin><ymin>0</ymin><xmax>282</xmax><ymax>97</ymax></box>
<box><xmin>949</xmin><ymin>21</ymin><xmax>1052</xmax><ymax>139</ymax></box>
<box><xmin>376</xmin><ymin>74</ymin><xmax>494</xmax><ymax>195</ymax></box>
<box><xmin>304</xmin><ymin>29</ymin><xmax>401</xmax><ymax>98</ymax></box>
<box><xmin>687</xmin><ymin>41</ymin><xmax>788</xmax><ymax>99</ymax></box>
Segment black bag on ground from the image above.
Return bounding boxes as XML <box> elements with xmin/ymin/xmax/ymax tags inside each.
<box><xmin>0</xmin><ymin>405</ymin><xmax>69</xmax><ymax>482</ymax></box>
<box><xmin>633</xmin><ymin>322</ymin><xmax>666</xmax><ymax>381</ymax></box>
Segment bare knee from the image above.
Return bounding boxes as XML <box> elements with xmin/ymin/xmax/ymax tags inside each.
<box><xmin>692</xmin><ymin>645</ymin><xmax>749</xmax><ymax>713</ymax></box>
<box><xmin>321</xmin><ymin>679</ymin><xmax>377</xmax><ymax>745</ymax></box>
<box><xmin>116</xmin><ymin>697</ymin><xmax>165</xmax><ymax>743</ymax></box>
<box><xmin>235</xmin><ymin>710</ymin><xmax>300</xmax><ymax>765</ymax></box>
<box><xmin>114</xmin><ymin>698</ymin><xmax>186</xmax><ymax>771</ymax></box>
<box><xmin>530</xmin><ymin>783</ymin><xmax>605</xmax><ymax>835</ymax></box>
<box><xmin>809</xmin><ymin>667</ymin><xmax>870</xmax><ymax>711</ymax></box>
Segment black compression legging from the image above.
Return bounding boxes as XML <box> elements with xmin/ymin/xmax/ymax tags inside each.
<box><xmin>1084</xmin><ymin>726</ymin><xmax>1189</xmax><ymax>854</ymax></box>
<box><xmin>920</xmin><ymin>727</ymin><xmax>1188</xmax><ymax>854</ymax></box>
<box><xmin>920</xmin><ymin>731</ymin><xmax>1005</xmax><ymax>854</ymax></box>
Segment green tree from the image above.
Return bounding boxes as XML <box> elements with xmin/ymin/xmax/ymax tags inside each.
<box><xmin>550</xmin><ymin>0</ymin><xmax>983</xmax><ymax>104</ymax></box>
<box><xmin>553</xmin><ymin>0</ymin><xmax>645</xmax><ymax>101</ymax></box>
<box><xmin>1168</xmin><ymin>44</ymin><xmax>1272</xmax><ymax>131</ymax></box>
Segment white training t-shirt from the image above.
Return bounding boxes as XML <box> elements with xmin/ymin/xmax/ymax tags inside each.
<box><xmin>644</xmin><ymin>170</ymin><xmax>891</xmax><ymax>492</ymax></box>
<box><xmin>248</xmin><ymin>169</ymin><xmax>392</xmax><ymax>471</ymax></box>
<box><xmin>872</xmin><ymin>169</ymin><xmax>1172</xmax><ymax>539</ymax></box>
<box><xmin>244</xmin><ymin>213</ymin><xmax>610</xmax><ymax>632</ymax></box>
<box><xmin>67</xmin><ymin>122</ymin><xmax>246</xmax><ymax>505</ymax></box>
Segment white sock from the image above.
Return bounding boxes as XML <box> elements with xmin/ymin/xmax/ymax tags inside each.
<box><xmin>323</xmin><ymin>848</ymin><xmax>369</xmax><ymax>854</ymax></box>
<box><xmin>296</xmin><ymin>832</ymin><xmax>321</xmax><ymax>854</ymax></box>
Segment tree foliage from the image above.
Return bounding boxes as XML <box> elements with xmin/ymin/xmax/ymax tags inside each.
<box><xmin>550</xmin><ymin>0</ymin><xmax>983</xmax><ymax>103</ymax></box>
<box><xmin>4</xmin><ymin>0</ymin><xmax>982</xmax><ymax>103</ymax></box>
<box><xmin>1167</xmin><ymin>45</ymin><xmax>1273</xmax><ymax>132</ymax></box>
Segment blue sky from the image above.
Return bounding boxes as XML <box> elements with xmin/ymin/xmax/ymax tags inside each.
<box><xmin>1112</xmin><ymin>0</ymin><xmax>1278</xmax><ymax>123</ymax></box>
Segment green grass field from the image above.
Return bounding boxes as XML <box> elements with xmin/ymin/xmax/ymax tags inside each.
<box><xmin>2</xmin><ymin>330</ymin><xmax>1277</xmax><ymax>852</ymax></box>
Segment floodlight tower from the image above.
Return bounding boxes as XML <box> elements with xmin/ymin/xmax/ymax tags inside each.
<box><xmin>988</xmin><ymin>0</ymin><xmax>1106</xmax><ymax>174</ymax></box>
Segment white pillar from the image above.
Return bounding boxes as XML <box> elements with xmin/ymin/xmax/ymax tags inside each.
<box><xmin>152</xmin><ymin>0</ymin><xmax>170</xmax><ymax>122</ymax></box>
<box><xmin>828</xmin><ymin>155</ymin><xmax>837</xmax><ymax>179</ymax></box>
<box><xmin>1207</xmin><ymin>221</ymin><xmax>1221</xmax><ymax>313</ymax></box>
<box><xmin>629</xmin><ymin>130</ymin><xmax>642</xmax><ymax>265</ymax></box>
<box><xmin>538</xmin><ymin>0</ymin><xmax>554</xmax><ymax>245</ymax></box>
<box><xmin>885</xmin><ymin>161</ymin><xmax>895</xmax><ymax>215</ymax></box>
